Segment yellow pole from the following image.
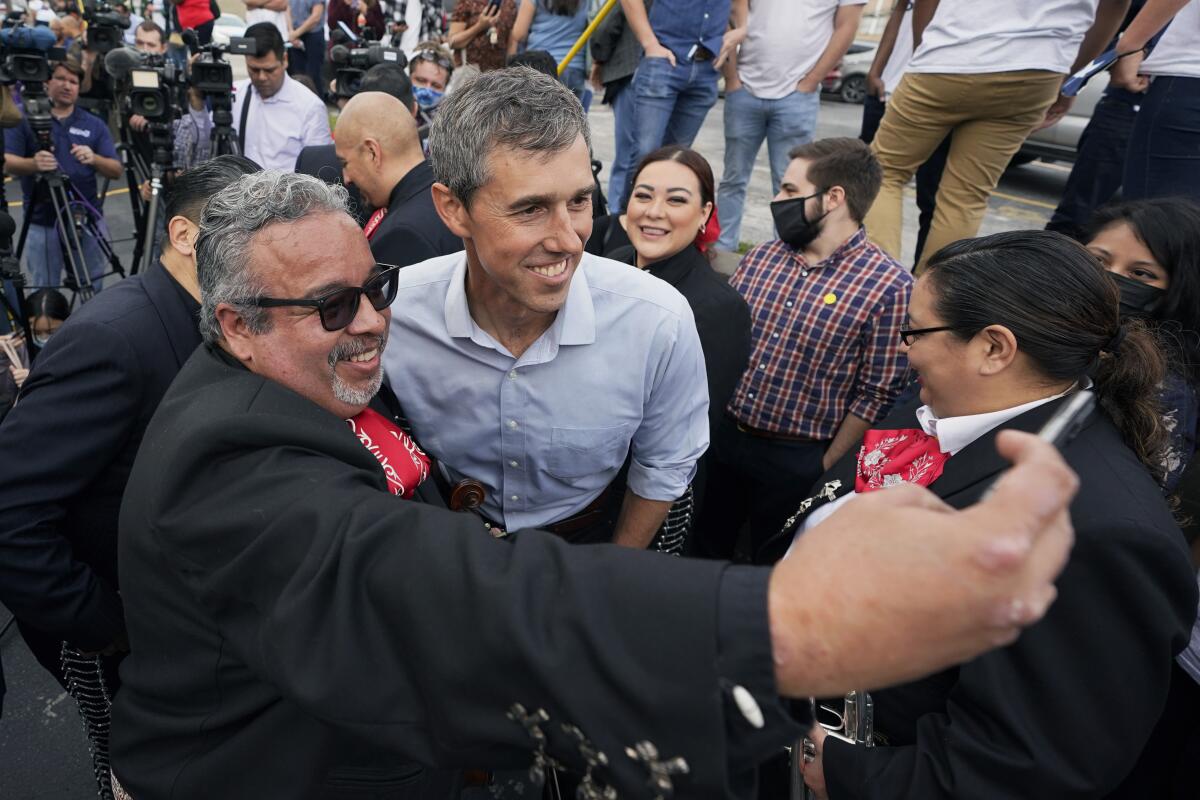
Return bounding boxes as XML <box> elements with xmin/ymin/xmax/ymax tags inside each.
<box><xmin>557</xmin><ymin>0</ymin><xmax>620</xmax><ymax>77</ymax></box>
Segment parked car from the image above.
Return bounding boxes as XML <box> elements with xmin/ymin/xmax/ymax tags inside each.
<box><xmin>821</xmin><ymin>41</ymin><xmax>876</xmax><ymax>104</ymax></box>
<box><xmin>1016</xmin><ymin>71</ymin><xmax>1109</xmax><ymax>165</ymax></box>
<box><xmin>212</xmin><ymin>12</ymin><xmax>247</xmax><ymax>47</ymax></box>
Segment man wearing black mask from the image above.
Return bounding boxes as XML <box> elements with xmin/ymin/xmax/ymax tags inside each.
<box><xmin>694</xmin><ymin>137</ymin><xmax>913</xmax><ymax>560</ymax></box>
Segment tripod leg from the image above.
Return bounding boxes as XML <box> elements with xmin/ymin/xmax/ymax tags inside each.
<box><xmin>48</xmin><ymin>181</ymin><xmax>96</xmax><ymax>302</ymax></box>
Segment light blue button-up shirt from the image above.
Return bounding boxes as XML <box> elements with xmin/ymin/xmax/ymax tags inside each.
<box><xmin>384</xmin><ymin>252</ymin><xmax>709</xmax><ymax>532</ymax></box>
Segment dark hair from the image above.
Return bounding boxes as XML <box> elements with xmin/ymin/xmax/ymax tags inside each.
<box><xmin>136</xmin><ymin>19</ymin><xmax>164</xmax><ymax>40</ymax></box>
<box><xmin>360</xmin><ymin>63</ymin><xmax>414</xmax><ymax>111</ymax></box>
<box><xmin>1086</xmin><ymin>197</ymin><xmax>1200</xmax><ymax>386</ymax></box>
<box><xmin>787</xmin><ymin>137</ymin><xmax>882</xmax><ymax>223</ymax></box>
<box><xmin>631</xmin><ymin>145</ymin><xmax>716</xmax><ymax>224</ymax></box>
<box><xmin>165</xmin><ymin>155</ymin><xmax>261</xmax><ymax>225</ymax></box>
<box><xmin>245</xmin><ymin>21</ymin><xmax>285</xmax><ymax>61</ymax></box>
<box><xmin>26</xmin><ymin>288</ymin><xmax>70</xmax><ymax>322</ymax></box>
<box><xmin>506</xmin><ymin>50</ymin><xmax>558</xmax><ymax>79</ymax></box>
<box><xmin>540</xmin><ymin>0</ymin><xmax>582</xmax><ymax>15</ymax></box>
<box><xmin>925</xmin><ymin>230</ymin><xmax>1167</xmax><ymax>476</ymax></box>
<box><xmin>53</xmin><ymin>58</ymin><xmax>84</xmax><ymax>80</ymax></box>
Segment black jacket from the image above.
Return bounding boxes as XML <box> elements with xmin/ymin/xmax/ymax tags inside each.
<box><xmin>369</xmin><ymin>160</ymin><xmax>462</xmax><ymax>268</ymax></box>
<box><xmin>761</xmin><ymin>398</ymin><xmax>1198</xmax><ymax>800</ymax></box>
<box><xmin>615</xmin><ymin>244</ymin><xmax>751</xmax><ymax>425</ymax></box>
<box><xmin>111</xmin><ymin>344</ymin><xmax>802</xmax><ymax>799</ymax></box>
<box><xmin>296</xmin><ymin>144</ymin><xmax>369</xmax><ymax>225</ymax></box>
<box><xmin>0</xmin><ymin>264</ymin><xmax>200</xmax><ymax>684</ymax></box>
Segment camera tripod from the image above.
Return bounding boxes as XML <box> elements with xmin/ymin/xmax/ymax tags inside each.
<box><xmin>137</xmin><ymin>121</ymin><xmax>176</xmax><ymax>274</ymax></box>
<box><xmin>208</xmin><ymin>92</ymin><xmax>240</xmax><ymax>156</ymax></box>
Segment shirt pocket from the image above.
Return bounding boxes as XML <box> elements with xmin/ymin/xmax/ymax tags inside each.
<box><xmin>545</xmin><ymin>424</ymin><xmax>631</xmax><ymax>480</ymax></box>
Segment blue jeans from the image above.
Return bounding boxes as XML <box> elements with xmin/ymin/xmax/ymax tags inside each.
<box><xmin>1123</xmin><ymin>75</ymin><xmax>1200</xmax><ymax>202</ymax></box>
<box><xmin>24</xmin><ymin>222</ymin><xmax>106</xmax><ymax>292</ymax></box>
<box><xmin>631</xmin><ymin>56</ymin><xmax>719</xmax><ymax>164</ymax></box>
<box><xmin>1047</xmin><ymin>89</ymin><xmax>1139</xmax><ymax>239</ymax></box>
<box><xmin>607</xmin><ymin>79</ymin><xmax>639</xmax><ymax>212</ymax></box>
<box><xmin>716</xmin><ymin>86</ymin><xmax>820</xmax><ymax>252</ymax></box>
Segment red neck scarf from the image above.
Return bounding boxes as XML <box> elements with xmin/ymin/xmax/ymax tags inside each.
<box><xmin>855</xmin><ymin>428</ymin><xmax>951</xmax><ymax>493</ymax></box>
<box><xmin>346</xmin><ymin>407</ymin><xmax>430</xmax><ymax>498</ymax></box>
<box><xmin>363</xmin><ymin>207</ymin><xmax>387</xmax><ymax>240</ymax></box>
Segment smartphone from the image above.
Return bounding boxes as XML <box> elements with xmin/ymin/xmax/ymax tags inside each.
<box><xmin>487</xmin><ymin>0</ymin><xmax>502</xmax><ymax>8</ymax></box>
<box><xmin>981</xmin><ymin>390</ymin><xmax>1095</xmax><ymax>498</ymax></box>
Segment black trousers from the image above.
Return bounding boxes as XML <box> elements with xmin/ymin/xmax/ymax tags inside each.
<box><xmin>860</xmin><ymin>94</ymin><xmax>950</xmax><ymax>265</ymax></box>
<box><xmin>692</xmin><ymin>414</ymin><xmax>827</xmax><ymax>561</ymax></box>
<box><xmin>1046</xmin><ymin>89</ymin><xmax>1140</xmax><ymax>241</ymax></box>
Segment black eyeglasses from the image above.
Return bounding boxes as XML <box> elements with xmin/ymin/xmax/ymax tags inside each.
<box><xmin>250</xmin><ymin>265</ymin><xmax>401</xmax><ymax>332</ymax></box>
<box><xmin>898</xmin><ymin>325</ymin><xmax>954</xmax><ymax>346</ymax></box>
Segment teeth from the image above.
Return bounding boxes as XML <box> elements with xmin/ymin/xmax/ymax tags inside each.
<box><xmin>348</xmin><ymin>348</ymin><xmax>378</xmax><ymax>363</ymax></box>
<box><xmin>531</xmin><ymin>260</ymin><xmax>567</xmax><ymax>277</ymax></box>
<box><xmin>641</xmin><ymin>227</ymin><xmax>668</xmax><ymax>236</ymax></box>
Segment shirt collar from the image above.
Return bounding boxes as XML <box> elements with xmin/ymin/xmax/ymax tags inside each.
<box><xmin>916</xmin><ymin>381</ymin><xmax>1090</xmax><ymax>455</ymax></box>
<box><xmin>786</xmin><ymin>227</ymin><xmax>869</xmax><ymax>271</ymax></box>
<box><xmin>442</xmin><ymin>254</ymin><xmax>596</xmax><ymax>352</ymax></box>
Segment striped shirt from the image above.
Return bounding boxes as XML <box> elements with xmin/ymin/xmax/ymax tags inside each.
<box><xmin>726</xmin><ymin>229</ymin><xmax>912</xmax><ymax>439</ymax></box>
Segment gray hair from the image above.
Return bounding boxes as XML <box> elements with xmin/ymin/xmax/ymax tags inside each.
<box><xmin>428</xmin><ymin>66</ymin><xmax>591</xmax><ymax>206</ymax></box>
<box><xmin>196</xmin><ymin>171</ymin><xmax>351</xmax><ymax>344</ymax></box>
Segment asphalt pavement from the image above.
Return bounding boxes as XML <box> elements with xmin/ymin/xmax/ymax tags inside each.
<box><xmin>0</xmin><ymin>93</ymin><xmax>1074</xmax><ymax>800</ymax></box>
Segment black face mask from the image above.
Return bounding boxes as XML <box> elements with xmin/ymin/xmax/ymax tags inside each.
<box><xmin>770</xmin><ymin>191</ymin><xmax>829</xmax><ymax>251</ymax></box>
<box><xmin>1110</xmin><ymin>271</ymin><xmax>1167</xmax><ymax>318</ymax></box>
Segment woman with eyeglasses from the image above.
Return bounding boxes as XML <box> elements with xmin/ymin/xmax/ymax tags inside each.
<box><xmin>762</xmin><ymin>230</ymin><xmax>1197</xmax><ymax>800</ymax></box>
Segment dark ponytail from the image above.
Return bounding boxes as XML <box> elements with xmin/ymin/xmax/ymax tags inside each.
<box><xmin>924</xmin><ymin>230</ymin><xmax>1167</xmax><ymax>478</ymax></box>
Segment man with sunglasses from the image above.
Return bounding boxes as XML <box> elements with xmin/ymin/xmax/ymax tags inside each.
<box><xmin>112</xmin><ymin>167</ymin><xmax>1081</xmax><ymax>800</ymax></box>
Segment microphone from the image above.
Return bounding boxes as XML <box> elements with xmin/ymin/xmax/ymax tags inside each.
<box><xmin>329</xmin><ymin>44</ymin><xmax>351</xmax><ymax>65</ymax></box>
<box><xmin>181</xmin><ymin>28</ymin><xmax>200</xmax><ymax>56</ymax></box>
<box><xmin>104</xmin><ymin>46</ymin><xmax>146</xmax><ymax>82</ymax></box>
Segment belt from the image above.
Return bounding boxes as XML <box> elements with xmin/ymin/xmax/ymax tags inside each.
<box><xmin>728</xmin><ymin>413</ymin><xmax>822</xmax><ymax>444</ymax></box>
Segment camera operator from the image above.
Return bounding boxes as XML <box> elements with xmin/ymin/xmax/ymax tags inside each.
<box><xmin>0</xmin><ymin>153</ymin><xmax>259</xmax><ymax>768</ymax></box>
<box><xmin>4</xmin><ymin>58</ymin><xmax>121</xmax><ymax>291</ymax></box>
<box><xmin>125</xmin><ymin>21</ymin><xmax>212</xmax><ymax>171</ymax></box>
<box><xmin>232</xmin><ymin>21</ymin><xmax>331</xmax><ymax>171</ymax></box>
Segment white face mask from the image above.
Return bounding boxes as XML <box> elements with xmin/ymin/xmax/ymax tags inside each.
<box><xmin>31</xmin><ymin>333</ymin><xmax>51</xmax><ymax>347</ymax></box>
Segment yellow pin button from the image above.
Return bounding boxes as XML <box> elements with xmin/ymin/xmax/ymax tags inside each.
<box><xmin>823</xmin><ymin>292</ymin><xmax>838</xmax><ymax>305</ymax></box>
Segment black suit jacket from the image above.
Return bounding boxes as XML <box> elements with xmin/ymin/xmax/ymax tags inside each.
<box><xmin>111</xmin><ymin>344</ymin><xmax>800</xmax><ymax>799</ymax></box>
<box><xmin>369</xmin><ymin>160</ymin><xmax>462</xmax><ymax>268</ymax></box>
<box><xmin>0</xmin><ymin>264</ymin><xmax>200</xmax><ymax>674</ymax></box>
<box><xmin>762</xmin><ymin>398</ymin><xmax>1198</xmax><ymax>800</ymax></box>
<box><xmin>296</xmin><ymin>144</ymin><xmax>369</xmax><ymax>225</ymax></box>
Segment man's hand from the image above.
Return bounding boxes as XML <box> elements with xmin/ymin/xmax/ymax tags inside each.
<box><xmin>71</xmin><ymin>144</ymin><xmax>98</xmax><ymax>167</ymax></box>
<box><xmin>714</xmin><ymin>25</ymin><xmax>747</xmax><ymax>70</ymax></box>
<box><xmin>866</xmin><ymin>72</ymin><xmax>885</xmax><ymax>98</ymax></box>
<box><xmin>1036</xmin><ymin>92</ymin><xmax>1075</xmax><ymax>131</ymax></box>
<box><xmin>796</xmin><ymin>72</ymin><xmax>822</xmax><ymax>94</ymax></box>
<box><xmin>33</xmin><ymin>150</ymin><xmax>58</xmax><ymax>172</ymax></box>
<box><xmin>643</xmin><ymin>40</ymin><xmax>677</xmax><ymax>67</ymax></box>
<box><xmin>800</xmin><ymin>724</ymin><xmax>829</xmax><ymax>800</ymax></box>
<box><xmin>589</xmin><ymin>61</ymin><xmax>604</xmax><ymax>90</ymax></box>
<box><xmin>1110</xmin><ymin>48</ymin><xmax>1151</xmax><ymax>93</ymax></box>
<box><xmin>129</xmin><ymin>113</ymin><xmax>149</xmax><ymax>132</ymax></box>
<box><xmin>769</xmin><ymin>430</ymin><xmax>1077</xmax><ymax>697</ymax></box>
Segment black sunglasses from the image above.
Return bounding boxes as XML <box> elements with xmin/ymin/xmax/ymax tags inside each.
<box><xmin>250</xmin><ymin>265</ymin><xmax>401</xmax><ymax>332</ymax></box>
<box><xmin>412</xmin><ymin>49</ymin><xmax>453</xmax><ymax>71</ymax></box>
<box><xmin>898</xmin><ymin>325</ymin><xmax>954</xmax><ymax>346</ymax></box>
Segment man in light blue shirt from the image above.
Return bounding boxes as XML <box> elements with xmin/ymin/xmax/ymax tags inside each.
<box><xmin>385</xmin><ymin>67</ymin><xmax>708</xmax><ymax>547</ymax></box>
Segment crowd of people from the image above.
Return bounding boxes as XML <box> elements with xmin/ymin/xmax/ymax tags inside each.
<box><xmin>0</xmin><ymin>1</ymin><xmax>1199</xmax><ymax>800</ymax></box>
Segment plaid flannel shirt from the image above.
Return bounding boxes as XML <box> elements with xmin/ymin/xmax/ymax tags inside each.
<box><xmin>726</xmin><ymin>229</ymin><xmax>912</xmax><ymax>439</ymax></box>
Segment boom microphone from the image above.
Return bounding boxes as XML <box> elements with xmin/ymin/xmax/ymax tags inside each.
<box><xmin>103</xmin><ymin>46</ymin><xmax>146</xmax><ymax>82</ymax></box>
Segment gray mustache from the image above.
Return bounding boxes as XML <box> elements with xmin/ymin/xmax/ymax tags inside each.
<box><xmin>327</xmin><ymin>335</ymin><xmax>386</xmax><ymax>368</ymax></box>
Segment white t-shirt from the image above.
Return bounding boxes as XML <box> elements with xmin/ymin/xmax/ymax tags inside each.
<box><xmin>908</xmin><ymin>0</ymin><xmax>1099</xmax><ymax>75</ymax></box>
<box><xmin>246</xmin><ymin>7</ymin><xmax>290</xmax><ymax>40</ymax></box>
<box><xmin>880</xmin><ymin>3</ymin><xmax>915</xmax><ymax>97</ymax></box>
<box><xmin>1141</xmin><ymin>0</ymin><xmax>1200</xmax><ymax>78</ymax></box>
<box><xmin>736</xmin><ymin>0</ymin><xmax>868</xmax><ymax>100</ymax></box>
<box><xmin>231</xmin><ymin>75</ymin><xmax>332</xmax><ymax>172</ymax></box>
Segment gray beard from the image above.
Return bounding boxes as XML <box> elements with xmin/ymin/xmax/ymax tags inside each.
<box><xmin>332</xmin><ymin>365</ymin><xmax>383</xmax><ymax>407</ymax></box>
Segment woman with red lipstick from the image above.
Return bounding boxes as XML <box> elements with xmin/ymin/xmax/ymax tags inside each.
<box><xmin>762</xmin><ymin>230</ymin><xmax>1197</xmax><ymax>800</ymax></box>
<box><xmin>613</xmin><ymin>145</ymin><xmax>751</xmax><ymax>429</ymax></box>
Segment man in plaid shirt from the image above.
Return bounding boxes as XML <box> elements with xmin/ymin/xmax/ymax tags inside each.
<box><xmin>695</xmin><ymin>138</ymin><xmax>912</xmax><ymax>560</ymax></box>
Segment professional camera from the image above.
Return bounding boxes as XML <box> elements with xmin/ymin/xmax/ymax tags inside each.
<box><xmin>83</xmin><ymin>0</ymin><xmax>131</xmax><ymax>55</ymax></box>
<box><xmin>106</xmin><ymin>48</ymin><xmax>187</xmax><ymax>122</ymax></box>
<box><xmin>189</xmin><ymin>35</ymin><xmax>255</xmax><ymax>94</ymax></box>
<box><xmin>0</xmin><ymin>20</ymin><xmax>63</xmax><ymax>85</ymax></box>
<box><xmin>329</xmin><ymin>31</ymin><xmax>406</xmax><ymax>98</ymax></box>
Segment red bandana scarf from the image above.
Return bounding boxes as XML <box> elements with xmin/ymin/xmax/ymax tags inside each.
<box><xmin>346</xmin><ymin>407</ymin><xmax>431</xmax><ymax>498</ymax></box>
<box><xmin>855</xmin><ymin>429</ymin><xmax>951</xmax><ymax>493</ymax></box>
<box><xmin>363</xmin><ymin>208</ymin><xmax>387</xmax><ymax>240</ymax></box>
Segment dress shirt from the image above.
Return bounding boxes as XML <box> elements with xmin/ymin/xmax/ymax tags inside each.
<box><xmin>231</xmin><ymin>75</ymin><xmax>332</xmax><ymax>171</ymax></box>
<box><xmin>798</xmin><ymin>387</ymin><xmax>1083</xmax><ymax>535</ymax></box>
<box><xmin>647</xmin><ymin>0</ymin><xmax>729</xmax><ymax>63</ymax></box>
<box><xmin>384</xmin><ymin>252</ymin><xmax>709</xmax><ymax>531</ymax></box>
<box><xmin>726</xmin><ymin>229</ymin><xmax>911</xmax><ymax>439</ymax></box>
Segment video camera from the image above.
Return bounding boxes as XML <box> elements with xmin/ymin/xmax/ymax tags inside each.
<box><xmin>329</xmin><ymin>26</ymin><xmax>406</xmax><ymax>98</ymax></box>
<box><xmin>83</xmin><ymin>0</ymin><xmax>132</xmax><ymax>55</ymax></box>
<box><xmin>189</xmin><ymin>35</ymin><xmax>256</xmax><ymax>95</ymax></box>
<box><xmin>0</xmin><ymin>17</ymin><xmax>64</xmax><ymax>85</ymax></box>
<box><xmin>105</xmin><ymin>47</ymin><xmax>186</xmax><ymax>122</ymax></box>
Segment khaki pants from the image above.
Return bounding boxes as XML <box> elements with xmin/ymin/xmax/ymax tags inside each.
<box><xmin>863</xmin><ymin>70</ymin><xmax>1063</xmax><ymax>270</ymax></box>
